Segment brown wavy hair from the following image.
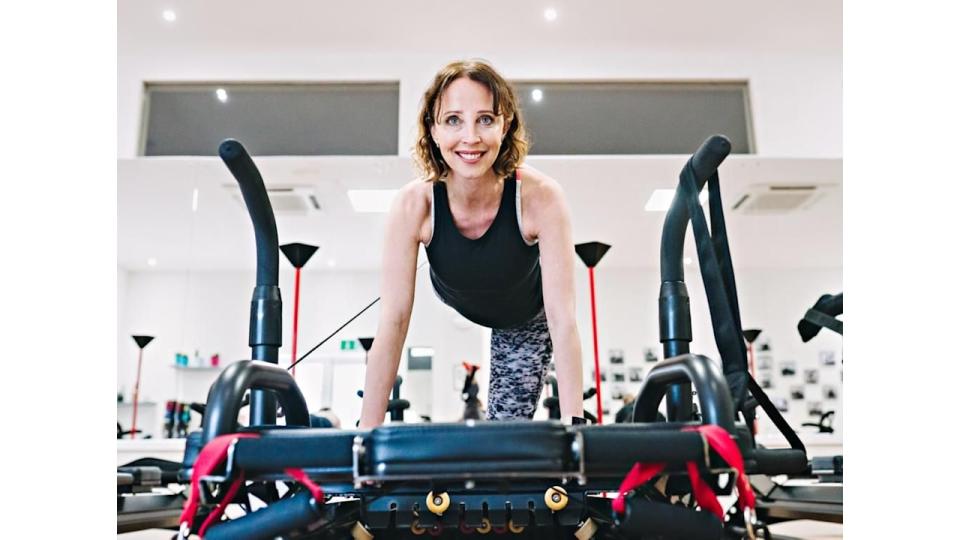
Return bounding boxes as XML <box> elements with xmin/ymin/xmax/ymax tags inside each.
<box><xmin>414</xmin><ymin>59</ymin><xmax>529</xmax><ymax>182</ymax></box>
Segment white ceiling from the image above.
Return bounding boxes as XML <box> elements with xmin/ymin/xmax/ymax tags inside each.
<box><xmin>118</xmin><ymin>155</ymin><xmax>841</xmax><ymax>272</ymax></box>
<box><xmin>119</xmin><ymin>1</ymin><xmax>840</xmax><ymax>57</ymax></box>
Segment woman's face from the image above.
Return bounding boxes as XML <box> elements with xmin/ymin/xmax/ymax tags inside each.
<box><xmin>430</xmin><ymin>77</ymin><xmax>508</xmax><ymax>181</ymax></box>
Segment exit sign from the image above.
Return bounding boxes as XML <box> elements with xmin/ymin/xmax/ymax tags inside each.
<box><xmin>340</xmin><ymin>339</ymin><xmax>357</xmax><ymax>351</ymax></box>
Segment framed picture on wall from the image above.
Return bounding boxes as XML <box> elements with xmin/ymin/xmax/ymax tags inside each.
<box><xmin>628</xmin><ymin>367</ymin><xmax>643</xmax><ymax>382</ymax></box>
<box><xmin>756</xmin><ymin>356</ymin><xmax>773</xmax><ymax>370</ymax></box>
<box><xmin>807</xmin><ymin>401</ymin><xmax>824</xmax><ymax>416</ymax></box>
<box><xmin>820</xmin><ymin>351</ymin><xmax>837</xmax><ymax>366</ymax></box>
<box><xmin>609</xmin><ymin>349</ymin><xmax>625</xmax><ymax>364</ymax></box>
<box><xmin>644</xmin><ymin>348</ymin><xmax>658</xmax><ymax>363</ymax></box>
<box><xmin>823</xmin><ymin>385</ymin><xmax>838</xmax><ymax>400</ymax></box>
<box><xmin>774</xmin><ymin>397</ymin><xmax>789</xmax><ymax>412</ymax></box>
<box><xmin>759</xmin><ymin>374</ymin><xmax>774</xmax><ymax>389</ymax></box>
<box><xmin>780</xmin><ymin>361</ymin><xmax>797</xmax><ymax>377</ymax></box>
<box><xmin>790</xmin><ymin>386</ymin><xmax>805</xmax><ymax>400</ymax></box>
<box><xmin>804</xmin><ymin>369</ymin><xmax>819</xmax><ymax>384</ymax></box>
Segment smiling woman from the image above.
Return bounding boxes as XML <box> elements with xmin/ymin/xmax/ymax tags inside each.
<box><xmin>357</xmin><ymin>59</ymin><xmax>586</xmax><ymax>428</ymax></box>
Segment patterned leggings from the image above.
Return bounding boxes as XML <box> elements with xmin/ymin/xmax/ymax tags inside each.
<box><xmin>486</xmin><ymin>309</ymin><xmax>554</xmax><ymax>420</ymax></box>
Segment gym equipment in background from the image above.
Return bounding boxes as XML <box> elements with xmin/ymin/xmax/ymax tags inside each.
<box><xmin>575</xmin><ymin>241</ymin><xmax>611</xmax><ymax>423</ymax></box>
<box><xmin>798</xmin><ymin>292</ymin><xmax>843</xmax><ymax>341</ymax></box>
<box><xmin>129</xmin><ymin>335</ymin><xmax>154</xmax><ymax>440</ymax></box>
<box><xmin>460</xmin><ymin>362</ymin><xmax>482</xmax><ymax>420</ymax></box>
<box><xmin>542</xmin><ymin>374</ymin><xmax>598</xmax><ymax>423</ymax></box>
<box><xmin>280</xmin><ymin>242</ymin><xmax>319</xmax><ymax>378</ymax></box>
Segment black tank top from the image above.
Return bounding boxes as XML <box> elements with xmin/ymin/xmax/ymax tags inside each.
<box><xmin>425</xmin><ymin>173</ymin><xmax>543</xmax><ymax>329</ymax></box>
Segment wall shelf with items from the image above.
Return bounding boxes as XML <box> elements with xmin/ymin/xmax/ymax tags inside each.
<box><xmin>171</xmin><ymin>364</ymin><xmax>223</xmax><ymax>371</ymax></box>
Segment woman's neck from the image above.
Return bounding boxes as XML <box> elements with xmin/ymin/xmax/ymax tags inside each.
<box><xmin>444</xmin><ymin>170</ymin><xmax>505</xmax><ymax>208</ymax></box>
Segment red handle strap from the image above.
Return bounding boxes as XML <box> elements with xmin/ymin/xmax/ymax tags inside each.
<box><xmin>179</xmin><ymin>433</ymin><xmax>260</xmax><ymax>537</ymax></box>
<box><xmin>613</xmin><ymin>425</ymin><xmax>755</xmax><ymax>519</ymax></box>
<box><xmin>178</xmin><ymin>433</ymin><xmax>327</xmax><ymax>538</ymax></box>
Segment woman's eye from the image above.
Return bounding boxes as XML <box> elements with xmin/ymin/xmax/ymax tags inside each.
<box><xmin>445</xmin><ymin>116</ymin><xmax>461</xmax><ymax>126</ymax></box>
<box><xmin>479</xmin><ymin>115</ymin><xmax>494</xmax><ymax>126</ymax></box>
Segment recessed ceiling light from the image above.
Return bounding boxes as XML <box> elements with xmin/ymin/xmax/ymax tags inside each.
<box><xmin>643</xmin><ymin>188</ymin><xmax>710</xmax><ymax>211</ymax></box>
<box><xmin>531</xmin><ymin>88</ymin><xmax>543</xmax><ymax>102</ymax></box>
<box><xmin>215</xmin><ymin>88</ymin><xmax>228</xmax><ymax>103</ymax></box>
<box><xmin>347</xmin><ymin>189</ymin><xmax>398</xmax><ymax>213</ymax></box>
<box><xmin>544</xmin><ymin>8</ymin><xmax>558</xmax><ymax>21</ymax></box>
<box><xmin>162</xmin><ymin>10</ymin><xmax>176</xmax><ymax>22</ymax></box>
<box><xmin>147</xmin><ymin>258</ymin><xmax>158</xmax><ymax>267</ymax></box>
<box><xmin>191</xmin><ymin>188</ymin><xmax>199</xmax><ymax>212</ymax></box>
<box><xmin>684</xmin><ymin>257</ymin><xmax>693</xmax><ymax>265</ymax></box>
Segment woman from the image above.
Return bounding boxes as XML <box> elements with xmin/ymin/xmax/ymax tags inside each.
<box><xmin>358</xmin><ymin>59</ymin><xmax>584</xmax><ymax>428</ymax></box>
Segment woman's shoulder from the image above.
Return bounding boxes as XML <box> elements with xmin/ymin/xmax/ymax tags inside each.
<box><xmin>394</xmin><ymin>178</ymin><xmax>433</xmax><ymax>210</ymax></box>
<box><xmin>516</xmin><ymin>165</ymin><xmax>565</xmax><ymax>204</ymax></box>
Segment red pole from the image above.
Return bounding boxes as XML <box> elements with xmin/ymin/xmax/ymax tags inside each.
<box><xmin>131</xmin><ymin>349</ymin><xmax>143</xmax><ymax>440</ymax></box>
<box><xmin>588</xmin><ymin>267</ymin><xmax>604</xmax><ymax>424</ymax></box>
<box><xmin>292</xmin><ymin>267</ymin><xmax>302</xmax><ymax>378</ymax></box>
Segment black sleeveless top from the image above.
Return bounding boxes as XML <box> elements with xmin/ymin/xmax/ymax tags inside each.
<box><xmin>425</xmin><ymin>173</ymin><xmax>543</xmax><ymax>329</ymax></box>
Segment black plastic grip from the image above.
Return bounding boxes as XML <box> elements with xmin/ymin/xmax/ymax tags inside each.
<box><xmin>632</xmin><ymin>354</ymin><xmax>736</xmax><ymax>432</ymax></box>
<box><xmin>219</xmin><ymin>139</ymin><xmax>280</xmax><ymax>288</ymax></box>
<box><xmin>203</xmin><ymin>491</ymin><xmax>320</xmax><ymax>540</ymax></box>
<box><xmin>660</xmin><ymin>135</ymin><xmax>731</xmax><ymax>282</ymax></box>
<box><xmin>619</xmin><ymin>498</ymin><xmax>722</xmax><ymax>540</ymax></box>
<box><xmin>202</xmin><ymin>360</ymin><xmax>310</xmax><ymax>444</ymax></box>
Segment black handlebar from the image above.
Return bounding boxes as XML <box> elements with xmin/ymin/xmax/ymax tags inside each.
<box><xmin>218</xmin><ymin>139</ymin><xmax>284</xmax><ymax>426</ymax></box>
<box><xmin>660</xmin><ymin>135</ymin><xmax>731</xmax><ymax>283</ymax></box>
<box><xmin>202</xmin><ymin>361</ymin><xmax>310</xmax><ymax>444</ymax></box>
<box><xmin>219</xmin><ymin>139</ymin><xmax>279</xmax><ymax>287</ymax></box>
<box><xmin>632</xmin><ymin>354</ymin><xmax>737</xmax><ymax>433</ymax></box>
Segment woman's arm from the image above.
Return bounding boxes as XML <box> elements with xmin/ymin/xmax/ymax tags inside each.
<box><xmin>522</xmin><ymin>168</ymin><xmax>585</xmax><ymax>422</ymax></box>
<box><xmin>357</xmin><ymin>182</ymin><xmax>428</xmax><ymax>429</ymax></box>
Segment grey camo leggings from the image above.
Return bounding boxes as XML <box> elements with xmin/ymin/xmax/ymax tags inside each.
<box><xmin>486</xmin><ymin>309</ymin><xmax>554</xmax><ymax>420</ymax></box>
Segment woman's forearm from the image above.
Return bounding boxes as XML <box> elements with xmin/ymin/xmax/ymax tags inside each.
<box><xmin>551</xmin><ymin>321</ymin><xmax>585</xmax><ymax>422</ymax></box>
<box><xmin>358</xmin><ymin>316</ymin><xmax>410</xmax><ymax>428</ymax></box>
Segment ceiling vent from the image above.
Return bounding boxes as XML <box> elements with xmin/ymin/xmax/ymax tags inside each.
<box><xmin>730</xmin><ymin>184</ymin><xmax>829</xmax><ymax>214</ymax></box>
<box><xmin>224</xmin><ymin>184</ymin><xmax>322</xmax><ymax>215</ymax></box>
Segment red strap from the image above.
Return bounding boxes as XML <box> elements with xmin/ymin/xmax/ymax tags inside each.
<box><xmin>690</xmin><ymin>424</ymin><xmax>756</xmax><ymax>510</ymax></box>
<box><xmin>611</xmin><ymin>461</ymin><xmax>667</xmax><ymax>514</ymax></box>
<box><xmin>685</xmin><ymin>460</ymin><xmax>725</xmax><ymax>518</ymax></box>
<box><xmin>285</xmin><ymin>467</ymin><xmax>325</xmax><ymax>503</ymax></box>
<box><xmin>613</xmin><ymin>425</ymin><xmax>756</xmax><ymax>519</ymax></box>
<box><xmin>179</xmin><ymin>433</ymin><xmax>260</xmax><ymax>536</ymax></box>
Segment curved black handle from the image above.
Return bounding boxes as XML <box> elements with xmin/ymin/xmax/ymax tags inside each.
<box><xmin>202</xmin><ymin>360</ymin><xmax>310</xmax><ymax>444</ymax></box>
<box><xmin>632</xmin><ymin>354</ymin><xmax>737</xmax><ymax>433</ymax></box>
<box><xmin>219</xmin><ymin>139</ymin><xmax>279</xmax><ymax>287</ymax></box>
<box><xmin>660</xmin><ymin>135</ymin><xmax>731</xmax><ymax>282</ymax></box>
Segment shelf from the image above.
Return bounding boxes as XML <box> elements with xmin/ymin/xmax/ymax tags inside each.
<box><xmin>172</xmin><ymin>364</ymin><xmax>223</xmax><ymax>371</ymax></box>
<box><xmin>117</xmin><ymin>401</ymin><xmax>157</xmax><ymax>407</ymax></box>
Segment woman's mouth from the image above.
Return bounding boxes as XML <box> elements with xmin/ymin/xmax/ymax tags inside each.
<box><xmin>455</xmin><ymin>151</ymin><xmax>486</xmax><ymax>164</ymax></box>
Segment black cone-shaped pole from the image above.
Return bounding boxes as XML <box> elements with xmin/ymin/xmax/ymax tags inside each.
<box><xmin>359</xmin><ymin>337</ymin><xmax>374</xmax><ymax>364</ymax></box>
<box><xmin>575</xmin><ymin>242</ymin><xmax>611</xmax><ymax>424</ymax></box>
<box><xmin>575</xmin><ymin>242</ymin><xmax>611</xmax><ymax>268</ymax></box>
<box><xmin>130</xmin><ymin>335</ymin><xmax>155</xmax><ymax>440</ymax></box>
<box><xmin>280</xmin><ymin>243</ymin><xmax>319</xmax><ymax>269</ymax></box>
<box><xmin>281</xmin><ymin>243</ymin><xmax>319</xmax><ymax>378</ymax></box>
<box><xmin>133</xmin><ymin>335</ymin><xmax>155</xmax><ymax>349</ymax></box>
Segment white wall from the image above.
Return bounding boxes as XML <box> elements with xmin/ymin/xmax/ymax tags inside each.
<box><xmin>118</xmin><ymin>263</ymin><xmax>841</xmax><ymax>436</ymax></box>
<box><xmin>118</xmin><ymin>49</ymin><xmax>840</xmax><ymax>160</ymax></box>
